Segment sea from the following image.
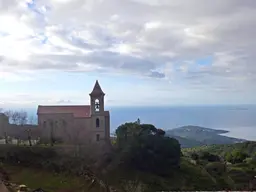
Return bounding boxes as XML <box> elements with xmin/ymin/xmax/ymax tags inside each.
<box><xmin>14</xmin><ymin>105</ymin><xmax>256</xmax><ymax>141</ymax></box>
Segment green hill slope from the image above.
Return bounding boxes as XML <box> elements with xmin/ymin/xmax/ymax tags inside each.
<box><xmin>182</xmin><ymin>141</ymin><xmax>256</xmax><ymax>157</ymax></box>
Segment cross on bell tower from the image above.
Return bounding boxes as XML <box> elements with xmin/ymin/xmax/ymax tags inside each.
<box><xmin>90</xmin><ymin>80</ymin><xmax>105</xmax><ymax>115</ymax></box>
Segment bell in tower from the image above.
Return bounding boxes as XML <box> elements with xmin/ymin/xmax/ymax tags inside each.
<box><xmin>90</xmin><ymin>80</ymin><xmax>105</xmax><ymax>115</ymax></box>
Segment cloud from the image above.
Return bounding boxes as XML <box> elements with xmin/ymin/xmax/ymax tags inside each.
<box><xmin>0</xmin><ymin>0</ymin><xmax>256</xmax><ymax>95</ymax></box>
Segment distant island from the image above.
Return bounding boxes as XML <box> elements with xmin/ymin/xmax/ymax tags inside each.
<box><xmin>166</xmin><ymin>125</ymin><xmax>246</xmax><ymax>148</ymax></box>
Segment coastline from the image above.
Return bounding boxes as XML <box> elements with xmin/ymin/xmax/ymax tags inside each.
<box><xmin>217</xmin><ymin>126</ymin><xmax>256</xmax><ymax>141</ymax></box>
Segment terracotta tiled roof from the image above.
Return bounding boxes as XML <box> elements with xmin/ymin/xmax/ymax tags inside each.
<box><xmin>37</xmin><ymin>105</ymin><xmax>91</xmax><ymax>118</ymax></box>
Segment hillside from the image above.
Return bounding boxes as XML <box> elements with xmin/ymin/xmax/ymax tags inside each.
<box><xmin>182</xmin><ymin>141</ymin><xmax>256</xmax><ymax>157</ymax></box>
<box><xmin>1</xmin><ymin>142</ymin><xmax>255</xmax><ymax>191</ymax></box>
<box><xmin>168</xmin><ymin>135</ymin><xmax>204</xmax><ymax>148</ymax></box>
<box><xmin>182</xmin><ymin>141</ymin><xmax>256</xmax><ymax>190</ymax></box>
<box><xmin>0</xmin><ymin>122</ymin><xmax>255</xmax><ymax>191</ymax></box>
<box><xmin>166</xmin><ymin>125</ymin><xmax>246</xmax><ymax>147</ymax></box>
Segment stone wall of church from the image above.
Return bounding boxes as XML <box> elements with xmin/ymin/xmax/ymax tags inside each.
<box><xmin>90</xmin><ymin>115</ymin><xmax>108</xmax><ymax>142</ymax></box>
<box><xmin>38</xmin><ymin>113</ymin><xmax>110</xmax><ymax>144</ymax></box>
<box><xmin>105</xmin><ymin>115</ymin><xmax>110</xmax><ymax>140</ymax></box>
<box><xmin>73</xmin><ymin>117</ymin><xmax>92</xmax><ymax>143</ymax></box>
<box><xmin>38</xmin><ymin>113</ymin><xmax>75</xmax><ymax>142</ymax></box>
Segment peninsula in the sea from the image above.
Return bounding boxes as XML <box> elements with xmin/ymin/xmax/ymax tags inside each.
<box><xmin>166</xmin><ymin>125</ymin><xmax>246</xmax><ymax>148</ymax></box>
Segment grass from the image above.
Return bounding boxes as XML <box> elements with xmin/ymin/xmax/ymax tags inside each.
<box><xmin>3</xmin><ymin>164</ymin><xmax>97</xmax><ymax>192</ymax></box>
<box><xmin>103</xmin><ymin>158</ymin><xmax>218</xmax><ymax>191</ymax></box>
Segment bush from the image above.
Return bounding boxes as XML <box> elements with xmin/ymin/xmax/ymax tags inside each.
<box><xmin>128</xmin><ymin>135</ymin><xmax>181</xmax><ymax>176</ymax></box>
<box><xmin>198</xmin><ymin>151</ymin><xmax>221</xmax><ymax>162</ymax></box>
<box><xmin>190</xmin><ymin>152</ymin><xmax>199</xmax><ymax>160</ymax></box>
<box><xmin>205</xmin><ymin>162</ymin><xmax>226</xmax><ymax>176</ymax></box>
<box><xmin>0</xmin><ymin>145</ymin><xmax>97</xmax><ymax>177</ymax></box>
<box><xmin>225</xmin><ymin>150</ymin><xmax>249</xmax><ymax>164</ymax></box>
<box><xmin>0</xmin><ymin>145</ymin><xmax>57</xmax><ymax>167</ymax></box>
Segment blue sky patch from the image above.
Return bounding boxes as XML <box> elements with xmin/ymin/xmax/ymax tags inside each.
<box><xmin>26</xmin><ymin>0</ymin><xmax>36</xmax><ymax>9</ymax></box>
<box><xmin>196</xmin><ymin>56</ymin><xmax>213</xmax><ymax>66</ymax></box>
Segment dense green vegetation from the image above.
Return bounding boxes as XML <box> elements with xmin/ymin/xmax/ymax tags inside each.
<box><xmin>115</xmin><ymin>122</ymin><xmax>180</xmax><ymax>176</ymax></box>
<box><xmin>182</xmin><ymin>141</ymin><xmax>256</xmax><ymax>190</ymax></box>
<box><xmin>0</xmin><ymin>121</ymin><xmax>256</xmax><ymax>191</ymax></box>
<box><xmin>182</xmin><ymin>141</ymin><xmax>256</xmax><ymax>157</ymax></box>
<box><xmin>2</xmin><ymin>164</ymin><xmax>92</xmax><ymax>192</ymax></box>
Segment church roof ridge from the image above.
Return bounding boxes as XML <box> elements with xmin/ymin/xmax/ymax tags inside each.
<box><xmin>38</xmin><ymin>105</ymin><xmax>90</xmax><ymax>107</ymax></box>
<box><xmin>37</xmin><ymin>105</ymin><xmax>91</xmax><ymax>118</ymax></box>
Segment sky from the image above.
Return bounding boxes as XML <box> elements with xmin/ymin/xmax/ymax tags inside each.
<box><xmin>0</xmin><ymin>0</ymin><xmax>256</xmax><ymax>108</ymax></box>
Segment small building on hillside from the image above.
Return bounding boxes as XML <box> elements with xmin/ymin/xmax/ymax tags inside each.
<box><xmin>0</xmin><ymin>114</ymin><xmax>8</xmax><ymax>138</ymax></box>
<box><xmin>37</xmin><ymin>80</ymin><xmax>110</xmax><ymax>144</ymax></box>
<box><xmin>0</xmin><ymin>113</ymin><xmax>39</xmax><ymax>142</ymax></box>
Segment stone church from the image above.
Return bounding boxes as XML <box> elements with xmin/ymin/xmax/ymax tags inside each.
<box><xmin>37</xmin><ymin>80</ymin><xmax>110</xmax><ymax>144</ymax></box>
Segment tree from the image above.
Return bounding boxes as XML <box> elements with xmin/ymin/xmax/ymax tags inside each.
<box><xmin>27</xmin><ymin>129</ymin><xmax>32</xmax><ymax>146</ymax></box>
<box><xmin>205</xmin><ymin>162</ymin><xmax>226</xmax><ymax>176</ymax></box>
<box><xmin>115</xmin><ymin>122</ymin><xmax>181</xmax><ymax>176</ymax></box>
<box><xmin>225</xmin><ymin>149</ymin><xmax>248</xmax><ymax>164</ymax></box>
<box><xmin>4</xmin><ymin>132</ymin><xmax>8</xmax><ymax>144</ymax></box>
<box><xmin>190</xmin><ymin>152</ymin><xmax>199</xmax><ymax>161</ymax></box>
<box><xmin>198</xmin><ymin>151</ymin><xmax>221</xmax><ymax>162</ymax></box>
<box><xmin>3</xmin><ymin>110</ymin><xmax>28</xmax><ymax>125</ymax></box>
<box><xmin>49</xmin><ymin>120</ymin><xmax>54</xmax><ymax>146</ymax></box>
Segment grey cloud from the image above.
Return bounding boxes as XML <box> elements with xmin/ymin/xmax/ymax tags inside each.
<box><xmin>148</xmin><ymin>71</ymin><xmax>165</xmax><ymax>78</ymax></box>
<box><xmin>1</xmin><ymin>0</ymin><xmax>256</xmax><ymax>93</ymax></box>
<box><xmin>19</xmin><ymin>50</ymin><xmax>162</xmax><ymax>76</ymax></box>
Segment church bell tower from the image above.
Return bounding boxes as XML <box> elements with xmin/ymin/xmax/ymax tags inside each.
<box><xmin>90</xmin><ymin>80</ymin><xmax>105</xmax><ymax>115</ymax></box>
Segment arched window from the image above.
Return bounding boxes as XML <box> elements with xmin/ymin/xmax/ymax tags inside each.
<box><xmin>96</xmin><ymin>118</ymin><xmax>100</xmax><ymax>128</ymax></box>
<box><xmin>43</xmin><ymin>121</ymin><xmax>47</xmax><ymax>128</ymax></box>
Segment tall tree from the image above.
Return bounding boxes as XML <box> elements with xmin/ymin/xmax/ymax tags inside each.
<box><xmin>50</xmin><ymin>120</ymin><xmax>54</xmax><ymax>146</ymax></box>
<box><xmin>115</xmin><ymin>122</ymin><xmax>181</xmax><ymax>176</ymax></box>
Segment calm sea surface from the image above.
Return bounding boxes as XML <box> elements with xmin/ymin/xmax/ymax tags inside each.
<box><xmin>23</xmin><ymin>105</ymin><xmax>256</xmax><ymax>141</ymax></box>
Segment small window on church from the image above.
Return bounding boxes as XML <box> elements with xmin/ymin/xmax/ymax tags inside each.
<box><xmin>96</xmin><ymin>134</ymin><xmax>100</xmax><ymax>141</ymax></box>
<box><xmin>96</xmin><ymin>118</ymin><xmax>100</xmax><ymax>128</ymax></box>
<box><xmin>95</xmin><ymin>99</ymin><xmax>100</xmax><ymax>112</ymax></box>
<box><xmin>43</xmin><ymin>121</ymin><xmax>46</xmax><ymax>128</ymax></box>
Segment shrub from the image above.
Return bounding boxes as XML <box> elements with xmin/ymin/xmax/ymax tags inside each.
<box><xmin>205</xmin><ymin>162</ymin><xmax>226</xmax><ymax>176</ymax></box>
<box><xmin>225</xmin><ymin>150</ymin><xmax>249</xmax><ymax>164</ymax></box>
<box><xmin>190</xmin><ymin>152</ymin><xmax>199</xmax><ymax>160</ymax></box>
<box><xmin>198</xmin><ymin>151</ymin><xmax>221</xmax><ymax>162</ymax></box>
<box><xmin>0</xmin><ymin>145</ymin><xmax>57</xmax><ymax>167</ymax></box>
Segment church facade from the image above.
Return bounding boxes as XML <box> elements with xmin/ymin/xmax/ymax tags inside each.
<box><xmin>37</xmin><ymin>80</ymin><xmax>110</xmax><ymax>144</ymax></box>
